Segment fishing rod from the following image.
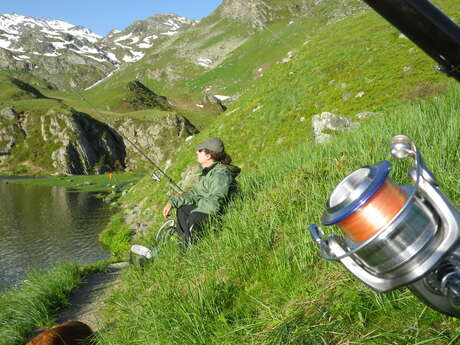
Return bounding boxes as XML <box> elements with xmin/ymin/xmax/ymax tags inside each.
<box><xmin>72</xmin><ymin>88</ymin><xmax>183</xmax><ymax>193</ymax></box>
<box><xmin>360</xmin><ymin>0</ymin><xmax>460</xmax><ymax>82</ymax></box>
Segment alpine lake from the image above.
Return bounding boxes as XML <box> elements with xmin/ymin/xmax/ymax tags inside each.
<box><xmin>0</xmin><ymin>174</ymin><xmax>141</xmax><ymax>294</ymax></box>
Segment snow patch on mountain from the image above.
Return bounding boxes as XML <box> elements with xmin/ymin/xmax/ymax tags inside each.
<box><xmin>0</xmin><ymin>38</ymin><xmax>11</xmax><ymax>49</ymax></box>
<box><xmin>0</xmin><ymin>13</ymin><xmax>111</xmax><ymax>64</ymax></box>
<box><xmin>0</xmin><ymin>12</ymin><xmax>195</xmax><ymax>88</ymax></box>
<box><xmin>197</xmin><ymin>58</ymin><xmax>213</xmax><ymax>68</ymax></box>
<box><xmin>115</xmin><ymin>33</ymin><xmax>133</xmax><ymax>43</ymax></box>
<box><xmin>102</xmin><ymin>14</ymin><xmax>195</xmax><ymax>64</ymax></box>
<box><xmin>85</xmin><ymin>67</ymin><xmax>121</xmax><ymax>90</ymax></box>
<box><xmin>123</xmin><ymin>51</ymin><xmax>145</xmax><ymax>63</ymax></box>
<box><xmin>0</xmin><ymin>14</ymin><xmax>101</xmax><ymax>42</ymax></box>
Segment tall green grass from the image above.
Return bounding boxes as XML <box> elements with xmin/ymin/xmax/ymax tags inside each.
<box><xmin>0</xmin><ymin>264</ymin><xmax>81</xmax><ymax>345</ymax></box>
<box><xmin>96</xmin><ymin>86</ymin><xmax>460</xmax><ymax>344</ymax></box>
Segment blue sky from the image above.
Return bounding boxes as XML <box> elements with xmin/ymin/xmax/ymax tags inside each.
<box><xmin>0</xmin><ymin>0</ymin><xmax>223</xmax><ymax>36</ymax></box>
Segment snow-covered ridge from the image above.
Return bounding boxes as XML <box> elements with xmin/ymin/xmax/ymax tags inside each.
<box><xmin>103</xmin><ymin>14</ymin><xmax>195</xmax><ymax>63</ymax></box>
<box><xmin>0</xmin><ymin>13</ymin><xmax>114</xmax><ymax>64</ymax></box>
<box><xmin>0</xmin><ymin>13</ymin><xmax>101</xmax><ymax>42</ymax></box>
<box><xmin>0</xmin><ymin>13</ymin><xmax>194</xmax><ymax>65</ymax></box>
<box><xmin>0</xmin><ymin>12</ymin><xmax>195</xmax><ymax>87</ymax></box>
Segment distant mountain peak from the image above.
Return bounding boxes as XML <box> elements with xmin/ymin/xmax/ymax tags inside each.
<box><xmin>101</xmin><ymin>13</ymin><xmax>195</xmax><ymax>63</ymax></box>
<box><xmin>0</xmin><ymin>13</ymin><xmax>101</xmax><ymax>42</ymax></box>
<box><xmin>215</xmin><ymin>0</ymin><xmax>368</xmax><ymax>29</ymax></box>
<box><xmin>0</xmin><ymin>12</ymin><xmax>194</xmax><ymax>89</ymax></box>
<box><xmin>215</xmin><ymin>0</ymin><xmax>276</xmax><ymax>29</ymax></box>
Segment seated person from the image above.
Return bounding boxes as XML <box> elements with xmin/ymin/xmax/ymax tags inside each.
<box><xmin>163</xmin><ymin>137</ymin><xmax>241</xmax><ymax>246</ymax></box>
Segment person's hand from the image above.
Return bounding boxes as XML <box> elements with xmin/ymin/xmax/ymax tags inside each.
<box><xmin>163</xmin><ymin>203</ymin><xmax>173</xmax><ymax>218</ymax></box>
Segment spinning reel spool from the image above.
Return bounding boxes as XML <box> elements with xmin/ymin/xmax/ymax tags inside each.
<box><xmin>310</xmin><ymin>135</ymin><xmax>460</xmax><ymax>317</ymax></box>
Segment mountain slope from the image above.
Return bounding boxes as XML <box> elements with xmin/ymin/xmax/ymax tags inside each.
<box><xmin>0</xmin><ymin>13</ymin><xmax>194</xmax><ymax>90</ymax></box>
<box><xmin>78</xmin><ymin>0</ymin><xmax>370</xmax><ymax>115</ymax></box>
<box><xmin>92</xmin><ymin>1</ymin><xmax>460</xmax><ymax>342</ymax></box>
<box><xmin>99</xmin><ymin>14</ymin><xmax>195</xmax><ymax>65</ymax></box>
<box><xmin>2</xmin><ymin>0</ymin><xmax>457</xmax><ymax>175</ymax></box>
<box><xmin>3</xmin><ymin>0</ymin><xmax>460</xmax><ymax>343</ymax></box>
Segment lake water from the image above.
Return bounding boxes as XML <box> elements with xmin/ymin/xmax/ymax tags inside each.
<box><xmin>0</xmin><ymin>180</ymin><xmax>112</xmax><ymax>294</ymax></box>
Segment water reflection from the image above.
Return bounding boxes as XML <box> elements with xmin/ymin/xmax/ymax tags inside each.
<box><xmin>0</xmin><ymin>182</ymin><xmax>112</xmax><ymax>294</ymax></box>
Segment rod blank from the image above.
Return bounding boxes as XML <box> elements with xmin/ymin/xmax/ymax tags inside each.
<box><xmin>362</xmin><ymin>0</ymin><xmax>460</xmax><ymax>81</ymax></box>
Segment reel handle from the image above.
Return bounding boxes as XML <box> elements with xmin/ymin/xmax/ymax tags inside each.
<box><xmin>390</xmin><ymin>134</ymin><xmax>438</xmax><ymax>185</ymax></box>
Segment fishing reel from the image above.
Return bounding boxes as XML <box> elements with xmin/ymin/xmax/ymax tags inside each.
<box><xmin>310</xmin><ymin>135</ymin><xmax>460</xmax><ymax>317</ymax></box>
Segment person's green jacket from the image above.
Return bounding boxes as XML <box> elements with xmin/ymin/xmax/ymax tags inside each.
<box><xmin>169</xmin><ymin>162</ymin><xmax>241</xmax><ymax>215</ymax></box>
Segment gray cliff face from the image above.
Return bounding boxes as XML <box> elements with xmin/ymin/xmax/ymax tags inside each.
<box><xmin>215</xmin><ymin>0</ymin><xmax>368</xmax><ymax>29</ymax></box>
<box><xmin>0</xmin><ymin>107</ymin><xmax>126</xmax><ymax>174</ymax></box>
<box><xmin>115</xmin><ymin>113</ymin><xmax>199</xmax><ymax>171</ymax></box>
<box><xmin>0</xmin><ymin>106</ymin><xmax>199</xmax><ymax>175</ymax></box>
<box><xmin>43</xmin><ymin>111</ymin><xmax>127</xmax><ymax>174</ymax></box>
<box><xmin>0</xmin><ymin>108</ymin><xmax>23</xmax><ymax>164</ymax></box>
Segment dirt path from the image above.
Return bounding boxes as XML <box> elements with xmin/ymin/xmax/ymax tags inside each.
<box><xmin>55</xmin><ymin>262</ymin><xmax>128</xmax><ymax>331</ymax></box>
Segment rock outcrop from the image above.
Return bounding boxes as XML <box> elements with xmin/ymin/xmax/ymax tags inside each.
<box><xmin>216</xmin><ymin>0</ymin><xmax>276</xmax><ymax>30</ymax></box>
<box><xmin>0</xmin><ymin>108</ymin><xmax>23</xmax><ymax>163</ymax></box>
<box><xmin>312</xmin><ymin>112</ymin><xmax>359</xmax><ymax>143</ymax></box>
<box><xmin>0</xmin><ymin>107</ymin><xmax>126</xmax><ymax>174</ymax></box>
<box><xmin>115</xmin><ymin>113</ymin><xmax>198</xmax><ymax>171</ymax></box>
<box><xmin>124</xmin><ymin>81</ymin><xmax>171</xmax><ymax>111</ymax></box>
<box><xmin>215</xmin><ymin>0</ymin><xmax>368</xmax><ymax>30</ymax></box>
<box><xmin>43</xmin><ymin>110</ymin><xmax>126</xmax><ymax>174</ymax></box>
<box><xmin>0</xmin><ymin>102</ymin><xmax>199</xmax><ymax>175</ymax></box>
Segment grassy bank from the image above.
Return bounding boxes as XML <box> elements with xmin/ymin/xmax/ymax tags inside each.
<box><xmin>0</xmin><ymin>264</ymin><xmax>81</xmax><ymax>345</ymax></box>
<box><xmin>1</xmin><ymin>173</ymin><xmax>144</xmax><ymax>192</ymax></box>
<box><xmin>96</xmin><ymin>86</ymin><xmax>459</xmax><ymax>344</ymax></box>
<box><xmin>0</xmin><ymin>261</ymin><xmax>113</xmax><ymax>345</ymax></box>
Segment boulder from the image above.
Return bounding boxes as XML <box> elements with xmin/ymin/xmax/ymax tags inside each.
<box><xmin>0</xmin><ymin>108</ymin><xmax>19</xmax><ymax>121</ymax></box>
<box><xmin>312</xmin><ymin>112</ymin><xmax>359</xmax><ymax>143</ymax></box>
<box><xmin>124</xmin><ymin>81</ymin><xmax>171</xmax><ymax>111</ymax></box>
<box><xmin>202</xmin><ymin>90</ymin><xmax>229</xmax><ymax>112</ymax></box>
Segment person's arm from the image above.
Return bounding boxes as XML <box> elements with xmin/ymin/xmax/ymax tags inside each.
<box><xmin>169</xmin><ymin>188</ymin><xmax>200</xmax><ymax>209</ymax></box>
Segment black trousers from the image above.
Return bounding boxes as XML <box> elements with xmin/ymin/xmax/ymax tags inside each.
<box><xmin>176</xmin><ymin>205</ymin><xmax>208</xmax><ymax>246</ymax></box>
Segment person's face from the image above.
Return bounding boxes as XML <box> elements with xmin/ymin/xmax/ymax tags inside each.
<box><xmin>196</xmin><ymin>149</ymin><xmax>213</xmax><ymax>166</ymax></box>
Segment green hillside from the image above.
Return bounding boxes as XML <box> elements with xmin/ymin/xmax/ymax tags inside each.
<box><xmin>99</xmin><ymin>0</ymin><xmax>460</xmax><ymax>255</ymax></box>
<box><xmin>96</xmin><ymin>87</ymin><xmax>460</xmax><ymax>345</ymax></box>
<box><xmin>69</xmin><ymin>0</ymin><xmax>370</xmax><ymax>115</ymax></box>
<box><xmin>3</xmin><ymin>0</ymin><xmax>457</xmax><ymax>175</ymax></box>
<box><xmin>91</xmin><ymin>1</ymin><xmax>460</xmax><ymax>344</ymax></box>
